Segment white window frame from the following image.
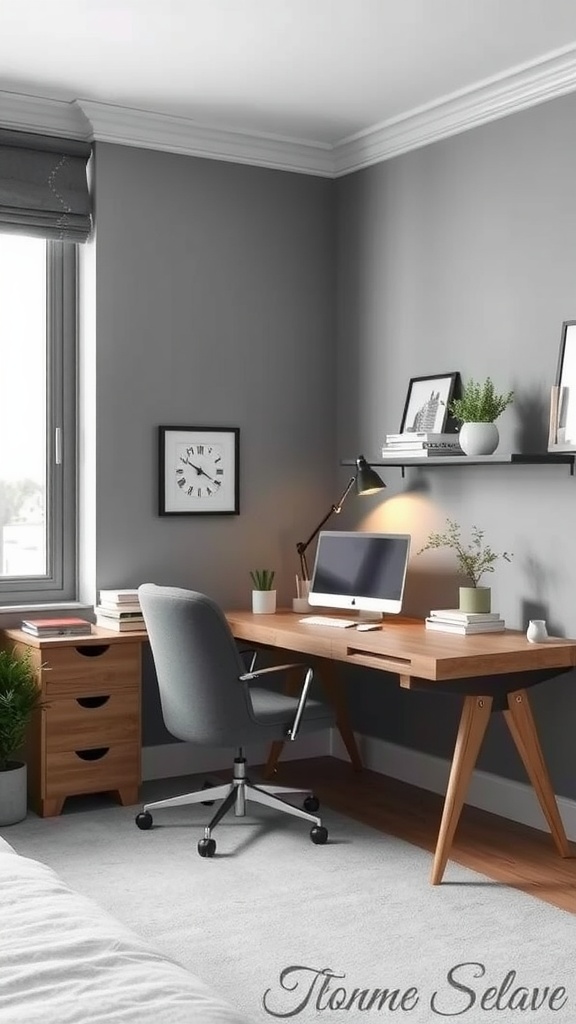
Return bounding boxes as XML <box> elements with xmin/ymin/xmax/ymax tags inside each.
<box><xmin>0</xmin><ymin>240</ymin><xmax>77</xmax><ymax>606</ymax></box>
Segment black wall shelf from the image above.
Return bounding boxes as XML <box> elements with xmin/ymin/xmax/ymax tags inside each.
<box><xmin>342</xmin><ymin>453</ymin><xmax>576</xmax><ymax>477</ymax></box>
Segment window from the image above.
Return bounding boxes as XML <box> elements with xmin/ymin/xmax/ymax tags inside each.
<box><xmin>0</xmin><ymin>234</ymin><xmax>76</xmax><ymax>605</ymax></box>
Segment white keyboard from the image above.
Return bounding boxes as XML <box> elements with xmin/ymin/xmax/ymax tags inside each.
<box><xmin>299</xmin><ymin>615</ymin><xmax>357</xmax><ymax>628</ymax></box>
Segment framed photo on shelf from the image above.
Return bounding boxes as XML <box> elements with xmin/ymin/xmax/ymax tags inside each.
<box><xmin>548</xmin><ymin>321</ymin><xmax>576</xmax><ymax>452</ymax></box>
<box><xmin>158</xmin><ymin>426</ymin><xmax>240</xmax><ymax>516</ymax></box>
<box><xmin>399</xmin><ymin>372</ymin><xmax>461</xmax><ymax>434</ymax></box>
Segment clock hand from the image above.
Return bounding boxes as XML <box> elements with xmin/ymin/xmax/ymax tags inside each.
<box><xmin>181</xmin><ymin>456</ymin><xmax>203</xmax><ymax>475</ymax></box>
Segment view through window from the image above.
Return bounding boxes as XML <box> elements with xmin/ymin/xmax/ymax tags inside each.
<box><xmin>0</xmin><ymin>236</ymin><xmax>47</xmax><ymax>580</ymax></box>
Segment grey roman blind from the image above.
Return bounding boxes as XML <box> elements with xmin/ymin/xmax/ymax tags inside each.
<box><xmin>0</xmin><ymin>129</ymin><xmax>92</xmax><ymax>242</ymax></box>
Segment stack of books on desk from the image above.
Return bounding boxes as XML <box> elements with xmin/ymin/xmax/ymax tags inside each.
<box><xmin>381</xmin><ymin>432</ymin><xmax>463</xmax><ymax>458</ymax></box>
<box><xmin>95</xmin><ymin>589</ymin><xmax>145</xmax><ymax>631</ymax></box>
<box><xmin>21</xmin><ymin>616</ymin><xmax>92</xmax><ymax>638</ymax></box>
<box><xmin>425</xmin><ymin>609</ymin><xmax>506</xmax><ymax>635</ymax></box>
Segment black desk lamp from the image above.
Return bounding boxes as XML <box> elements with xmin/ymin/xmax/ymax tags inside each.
<box><xmin>296</xmin><ymin>455</ymin><xmax>386</xmax><ymax>581</ymax></box>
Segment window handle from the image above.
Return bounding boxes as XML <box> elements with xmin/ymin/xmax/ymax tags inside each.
<box><xmin>55</xmin><ymin>426</ymin><xmax>62</xmax><ymax>465</ymax></box>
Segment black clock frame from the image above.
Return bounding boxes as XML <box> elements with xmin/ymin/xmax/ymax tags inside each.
<box><xmin>158</xmin><ymin>425</ymin><xmax>240</xmax><ymax>516</ymax></box>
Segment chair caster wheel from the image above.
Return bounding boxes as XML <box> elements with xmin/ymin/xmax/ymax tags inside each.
<box><xmin>135</xmin><ymin>811</ymin><xmax>153</xmax><ymax>830</ymax></box>
<box><xmin>303</xmin><ymin>795</ymin><xmax>320</xmax><ymax>813</ymax></box>
<box><xmin>310</xmin><ymin>825</ymin><xmax>328</xmax><ymax>845</ymax></box>
<box><xmin>198</xmin><ymin>837</ymin><xmax>216</xmax><ymax>858</ymax></box>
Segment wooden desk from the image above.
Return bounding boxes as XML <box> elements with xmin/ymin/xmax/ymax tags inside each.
<box><xmin>225</xmin><ymin>610</ymin><xmax>576</xmax><ymax>884</ymax></box>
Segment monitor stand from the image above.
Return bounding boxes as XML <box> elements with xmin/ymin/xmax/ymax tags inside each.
<box><xmin>356</xmin><ymin>610</ymin><xmax>384</xmax><ymax>623</ymax></box>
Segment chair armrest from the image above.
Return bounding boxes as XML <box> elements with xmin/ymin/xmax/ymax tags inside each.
<box><xmin>239</xmin><ymin>663</ymin><xmax>314</xmax><ymax>742</ymax></box>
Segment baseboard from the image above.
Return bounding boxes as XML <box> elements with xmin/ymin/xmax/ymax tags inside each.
<box><xmin>331</xmin><ymin>731</ymin><xmax>576</xmax><ymax>842</ymax></box>
<box><xmin>142</xmin><ymin>729</ymin><xmax>332</xmax><ymax>781</ymax></box>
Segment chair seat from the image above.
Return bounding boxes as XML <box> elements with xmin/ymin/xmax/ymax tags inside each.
<box><xmin>250</xmin><ymin>686</ymin><xmax>334</xmax><ymax>732</ymax></box>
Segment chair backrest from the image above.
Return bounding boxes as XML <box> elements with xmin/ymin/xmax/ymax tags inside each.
<box><xmin>138</xmin><ymin>584</ymin><xmax>255</xmax><ymax>747</ymax></box>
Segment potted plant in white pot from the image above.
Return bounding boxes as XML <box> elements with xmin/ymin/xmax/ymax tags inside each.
<box><xmin>418</xmin><ymin>518</ymin><xmax>513</xmax><ymax>613</ymax></box>
<box><xmin>0</xmin><ymin>648</ymin><xmax>42</xmax><ymax>825</ymax></box>
<box><xmin>250</xmin><ymin>569</ymin><xmax>277</xmax><ymax>614</ymax></box>
<box><xmin>448</xmin><ymin>377</ymin><xmax>514</xmax><ymax>455</ymax></box>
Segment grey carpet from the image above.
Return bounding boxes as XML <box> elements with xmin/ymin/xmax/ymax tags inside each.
<box><xmin>5</xmin><ymin>774</ymin><xmax>576</xmax><ymax>1023</ymax></box>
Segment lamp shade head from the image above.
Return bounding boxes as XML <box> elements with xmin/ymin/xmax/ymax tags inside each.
<box><xmin>355</xmin><ymin>455</ymin><xmax>386</xmax><ymax>495</ymax></box>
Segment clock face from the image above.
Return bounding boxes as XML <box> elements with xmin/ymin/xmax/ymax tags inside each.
<box><xmin>159</xmin><ymin>427</ymin><xmax>239</xmax><ymax>515</ymax></box>
<box><xmin>175</xmin><ymin>442</ymin><xmax>225</xmax><ymax>499</ymax></box>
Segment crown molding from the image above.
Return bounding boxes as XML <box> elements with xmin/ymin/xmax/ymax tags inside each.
<box><xmin>2</xmin><ymin>43</ymin><xmax>576</xmax><ymax>178</ymax></box>
<box><xmin>0</xmin><ymin>90</ymin><xmax>90</xmax><ymax>139</ymax></box>
<box><xmin>333</xmin><ymin>43</ymin><xmax>576</xmax><ymax>176</ymax></box>
<box><xmin>76</xmin><ymin>99</ymin><xmax>334</xmax><ymax>176</ymax></box>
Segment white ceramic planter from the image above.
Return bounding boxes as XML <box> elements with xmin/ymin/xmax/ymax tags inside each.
<box><xmin>459</xmin><ymin>422</ymin><xmax>499</xmax><ymax>456</ymax></box>
<box><xmin>0</xmin><ymin>761</ymin><xmax>27</xmax><ymax>826</ymax></box>
<box><xmin>252</xmin><ymin>590</ymin><xmax>277</xmax><ymax>614</ymax></box>
<box><xmin>459</xmin><ymin>586</ymin><xmax>491</xmax><ymax>613</ymax></box>
<box><xmin>526</xmin><ymin>619</ymin><xmax>548</xmax><ymax>643</ymax></box>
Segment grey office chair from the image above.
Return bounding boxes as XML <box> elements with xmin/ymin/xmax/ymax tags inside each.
<box><xmin>135</xmin><ymin>584</ymin><xmax>335</xmax><ymax>857</ymax></box>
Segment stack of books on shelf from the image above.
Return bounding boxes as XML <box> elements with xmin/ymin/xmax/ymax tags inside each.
<box><xmin>425</xmin><ymin>608</ymin><xmax>506</xmax><ymax>635</ymax></box>
<box><xmin>381</xmin><ymin>432</ymin><xmax>463</xmax><ymax>458</ymax></box>
<box><xmin>95</xmin><ymin>589</ymin><xmax>145</xmax><ymax>632</ymax></box>
<box><xmin>21</xmin><ymin>616</ymin><xmax>92</xmax><ymax>638</ymax></box>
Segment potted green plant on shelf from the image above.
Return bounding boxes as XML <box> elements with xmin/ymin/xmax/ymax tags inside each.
<box><xmin>418</xmin><ymin>518</ymin><xmax>513</xmax><ymax>613</ymax></box>
<box><xmin>250</xmin><ymin>569</ymin><xmax>277</xmax><ymax>614</ymax></box>
<box><xmin>448</xmin><ymin>377</ymin><xmax>514</xmax><ymax>456</ymax></box>
<box><xmin>0</xmin><ymin>647</ymin><xmax>42</xmax><ymax>825</ymax></box>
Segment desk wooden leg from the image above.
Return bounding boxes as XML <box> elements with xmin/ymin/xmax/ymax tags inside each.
<box><xmin>263</xmin><ymin>669</ymin><xmax>301</xmax><ymax>779</ymax></box>
<box><xmin>264</xmin><ymin>741</ymin><xmax>285</xmax><ymax>778</ymax></box>
<box><xmin>263</xmin><ymin>660</ymin><xmax>363</xmax><ymax>779</ymax></box>
<box><xmin>318</xmin><ymin>660</ymin><xmax>363</xmax><ymax>772</ymax></box>
<box><xmin>431</xmin><ymin>694</ymin><xmax>492</xmax><ymax>885</ymax></box>
<box><xmin>503</xmin><ymin>688</ymin><xmax>570</xmax><ymax>858</ymax></box>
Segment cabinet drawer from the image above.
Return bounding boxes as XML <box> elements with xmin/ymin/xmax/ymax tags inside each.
<box><xmin>41</xmin><ymin>643</ymin><xmax>141</xmax><ymax>696</ymax></box>
<box><xmin>45</xmin><ymin>691</ymin><xmax>140</xmax><ymax>752</ymax></box>
<box><xmin>44</xmin><ymin>743</ymin><xmax>140</xmax><ymax>799</ymax></box>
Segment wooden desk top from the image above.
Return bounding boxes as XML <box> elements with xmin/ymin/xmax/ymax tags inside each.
<box><xmin>225</xmin><ymin>610</ymin><xmax>576</xmax><ymax>682</ymax></box>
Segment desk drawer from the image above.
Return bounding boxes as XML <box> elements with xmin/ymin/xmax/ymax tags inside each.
<box><xmin>41</xmin><ymin>643</ymin><xmax>141</xmax><ymax>696</ymax></box>
<box><xmin>45</xmin><ymin>691</ymin><xmax>140</xmax><ymax>752</ymax></box>
<box><xmin>44</xmin><ymin>742</ymin><xmax>139</xmax><ymax>799</ymax></box>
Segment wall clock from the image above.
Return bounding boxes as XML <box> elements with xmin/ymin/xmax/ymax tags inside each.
<box><xmin>158</xmin><ymin>426</ymin><xmax>240</xmax><ymax>515</ymax></box>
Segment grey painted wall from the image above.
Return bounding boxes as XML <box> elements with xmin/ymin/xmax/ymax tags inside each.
<box><xmin>335</xmin><ymin>91</ymin><xmax>576</xmax><ymax>798</ymax></box>
<box><xmin>83</xmin><ymin>143</ymin><xmax>336</xmax><ymax>742</ymax></box>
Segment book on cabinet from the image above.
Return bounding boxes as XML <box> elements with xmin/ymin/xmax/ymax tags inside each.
<box><xmin>95</xmin><ymin>613</ymin><xmax>145</xmax><ymax>632</ymax></box>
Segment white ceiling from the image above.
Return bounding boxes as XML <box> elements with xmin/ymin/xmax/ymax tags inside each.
<box><xmin>4</xmin><ymin>0</ymin><xmax>576</xmax><ymax>175</ymax></box>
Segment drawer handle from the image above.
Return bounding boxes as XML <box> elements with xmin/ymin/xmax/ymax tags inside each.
<box><xmin>75</xmin><ymin>747</ymin><xmax>110</xmax><ymax>761</ymax></box>
<box><xmin>76</xmin><ymin>696</ymin><xmax>110</xmax><ymax>709</ymax></box>
<box><xmin>74</xmin><ymin>645</ymin><xmax>111</xmax><ymax>658</ymax></box>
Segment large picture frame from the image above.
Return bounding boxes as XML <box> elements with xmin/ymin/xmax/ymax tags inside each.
<box><xmin>158</xmin><ymin>425</ymin><xmax>240</xmax><ymax>516</ymax></box>
<box><xmin>399</xmin><ymin>372</ymin><xmax>460</xmax><ymax>434</ymax></box>
<box><xmin>548</xmin><ymin>321</ymin><xmax>576</xmax><ymax>452</ymax></box>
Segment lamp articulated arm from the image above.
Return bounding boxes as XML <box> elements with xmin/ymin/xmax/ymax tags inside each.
<box><xmin>296</xmin><ymin>476</ymin><xmax>356</xmax><ymax>581</ymax></box>
<box><xmin>295</xmin><ymin>455</ymin><xmax>386</xmax><ymax>582</ymax></box>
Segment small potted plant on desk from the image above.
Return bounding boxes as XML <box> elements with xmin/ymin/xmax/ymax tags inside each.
<box><xmin>418</xmin><ymin>518</ymin><xmax>513</xmax><ymax>613</ymax></box>
<box><xmin>250</xmin><ymin>569</ymin><xmax>277</xmax><ymax>614</ymax></box>
<box><xmin>449</xmin><ymin>377</ymin><xmax>514</xmax><ymax>456</ymax></box>
<box><xmin>0</xmin><ymin>648</ymin><xmax>42</xmax><ymax>825</ymax></box>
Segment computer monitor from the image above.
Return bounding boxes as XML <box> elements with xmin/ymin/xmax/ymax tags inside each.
<box><xmin>308</xmin><ymin>531</ymin><xmax>411</xmax><ymax>616</ymax></box>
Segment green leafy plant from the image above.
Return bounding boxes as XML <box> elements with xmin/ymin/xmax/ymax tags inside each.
<box><xmin>449</xmin><ymin>377</ymin><xmax>514</xmax><ymax>424</ymax></box>
<box><xmin>249</xmin><ymin>569</ymin><xmax>276</xmax><ymax>591</ymax></box>
<box><xmin>0</xmin><ymin>649</ymin><xmax>42</xmax><ymax>772</ymax></box>
<box><xmin>417</xmin><ymin>518</ymin><xmax>513</xmax><ymax>588</ymax></box>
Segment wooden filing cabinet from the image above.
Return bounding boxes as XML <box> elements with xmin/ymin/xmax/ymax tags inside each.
<box><xmin>0</xmin><ymin>627</ymin><xmax>147</xmax><ymax>817</ymax></box>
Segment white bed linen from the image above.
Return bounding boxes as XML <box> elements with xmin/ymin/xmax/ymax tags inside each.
<box><xmin>0</xmin><ymin>837</ymin><xmax>246</xmax><ymax>1024</ymax></box>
